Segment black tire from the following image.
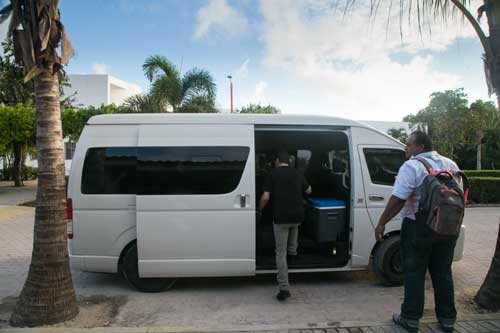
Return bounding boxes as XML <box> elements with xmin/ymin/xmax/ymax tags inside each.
<box><xmin>122</xmin><ymin>243</ymin><xmax>177</xmax><ymax>292</ymax></box>
<box><xmin>373</xmin><ymin>235</ymin><xmax>404</xmax><ymax>286</ymax></box>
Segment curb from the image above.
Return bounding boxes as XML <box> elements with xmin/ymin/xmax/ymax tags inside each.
<box><xmin>466</xmin><ymin>204</ymin><xmax>500</xmax><ymax>208</ymax></box>
<box><xmin>2</xmin><ymin>313</ymin><xmax>500</xmax><ymax>333</ymax></box>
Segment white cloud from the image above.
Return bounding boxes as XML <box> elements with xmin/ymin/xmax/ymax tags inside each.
<box><xmin>238</xmin><ymin>81</ymin><xmax>269</xmax><ymax>106</ymax></box>
<box><xmin>234</xmin><ymin>58</ymin><xmax>250</xmax><ymax>78</ymax></box>
<box><xmin>256</xmin><ymin>0</ymin><xmax>484</xmax><ymax>119</ymax></box>
<box><xmin>91</xmin><ymin>63</ymin><xmax>109</xmax><ymax>74</ymax></box>
<box><xmin>194</xmin><ymin>0</ymin><xmax>249</xmax><ymax>40</ymax></box>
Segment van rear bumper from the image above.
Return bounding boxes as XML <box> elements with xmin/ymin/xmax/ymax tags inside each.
<box><xmin>70</xmin><ymin>255</ymin><xmax>118</xmax><ymax>273</ymax></box>
<box><xmin>453</xmin><ymin>225</ymin><xmax>466</xmax><ymax>261</ymax></box>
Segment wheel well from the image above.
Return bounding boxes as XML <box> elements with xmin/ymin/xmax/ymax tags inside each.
<box><xmin>118</xmin><ymin>239</ymin><xmax>137</xmax><ymax>271</ymax></box>
<box><xmin>370</xmin><ymin>230</ymin><xmax>400</xmax><ymax>257</ymax></box>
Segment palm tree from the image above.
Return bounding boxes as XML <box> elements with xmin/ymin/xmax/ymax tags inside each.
<box><xmin>0</xmin><ymin>0</ymin><xmax>78</xmax><ymax>326</ymax></box>
<box><xmin>358</xmin><ymin>0</ymin><xmax>500</xmax><ymax>309</ymax></box>
<box><xmin>143</xmin><ymin>55</ymin><xmax>216</xmax><ymax>112</ymax></box>
<box><xmin>124</xmin><ymin>93</ymin><xmax>164</xmax><ymax>113</ymax></box>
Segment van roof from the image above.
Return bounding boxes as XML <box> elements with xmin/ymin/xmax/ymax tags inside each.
<box><xmin>87</xmin><ymin>113</ymin><xmax>368</xmax><ymax>128</ymax></box>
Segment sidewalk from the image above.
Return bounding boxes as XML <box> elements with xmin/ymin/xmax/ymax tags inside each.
<box><xmin>0</xmin><ymin>181</ymin><xmax>37</xmax><ymax>206</ymax></box>
<box><xmin>2</xmin><ymin>313</ymin><xmax>500</xmax><ymax>332</ymax></box>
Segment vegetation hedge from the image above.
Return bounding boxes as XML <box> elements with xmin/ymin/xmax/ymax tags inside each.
<box><xmin>468</xmin><ymin>177</ymin><xmax>500</xmax><ymax>204</ymax></box>
<box><xmin>464</xmin><ymin>170</ymin><xmax>500</xmax><ymax>178</ymax></box>
<box><xmin>0</xmin><ymin>166</ymin><xmax>37</xmax><ymax>181</ymax></box>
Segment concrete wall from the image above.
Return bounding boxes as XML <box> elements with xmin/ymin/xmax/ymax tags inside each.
<box><xmin>109</xmin><ymin>76</ymin><xmax>142</xmax><ymax>106</ymax></box>
<box><xmin>64</xmin><ymin>75</ymin><xmax>110</xmax><ymax>107</ymax></box>
<box><xmin>64</xmin><ymin>74</ymin><xmax>142</xmax><ymax>108</ymax></box>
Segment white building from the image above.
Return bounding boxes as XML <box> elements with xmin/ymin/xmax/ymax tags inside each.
<box><xmin>64</xmin><ymin>74</ymin><xmax>142</xmax><ymax>108</ymax></box>
<box><xmin>58</xmin><ymin>74</ymin><xmax>142</xmax><ymax>173</ymax></box>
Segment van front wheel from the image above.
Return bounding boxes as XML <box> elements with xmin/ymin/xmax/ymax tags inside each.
<box><xmin>122</xmin><ymin>243</ymin><xmax>177</xmax><ymax>292</ymax></box>
<box><xmin>373</xmin><ymin>235</ymin><xmax>403</xmax><ymax>286</ymax></box>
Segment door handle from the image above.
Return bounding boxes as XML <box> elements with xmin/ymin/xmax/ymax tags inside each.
<box><xmin>369</xmin><ymin>195</ymin><xmax>385</xmax><ymax>201</ymax></box>
<box><xmin>239</xmin><ymin>194</ymin><xmax>247</xmax><ymax>208</ymax></box>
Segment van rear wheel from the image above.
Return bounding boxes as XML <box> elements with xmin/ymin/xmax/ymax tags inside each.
<box><xmin>373</xmin><ymin>235</ymin><xmax>403</xmax><ymax>286</ymax></box>
<box><xmin>122</xmin><ymin>243</ymin><xmax>177</xmax><ymax>292</ymax></box>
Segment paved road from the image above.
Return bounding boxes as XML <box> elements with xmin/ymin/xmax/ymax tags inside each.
<box><xmin>0</xmin><ymin>206</ymin><xmax>499</xmax><ymax>331</ymax></box>
<box><xmin>0</xmin><ymin>181</ymin><xmax>37</xmax><ymax>206</ymax></box>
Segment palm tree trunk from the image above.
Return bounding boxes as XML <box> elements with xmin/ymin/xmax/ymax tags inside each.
<box><xmin>13</xmin><ymin>141</ymin><xmax>23</xmax><ymax>187</ymax></box>
<box><xmin>484</xmin><ymin>0</ymin><xmax>500</xmax><ymax>127</ymax></box>
<box><xmin>10</xmin><ymin>67</ymin><xmax>78</xmax><ymax>327</ymax></box>
<box><xmin>476</xmin><ymin>221</ymin><xmax>500</xmax><ymax>310</ymax></box>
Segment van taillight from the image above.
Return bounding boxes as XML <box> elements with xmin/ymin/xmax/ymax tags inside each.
<box><xmin>67</xmin><ymin>198</ymin><xmax>73</xmax><ymax>239</ymax></box>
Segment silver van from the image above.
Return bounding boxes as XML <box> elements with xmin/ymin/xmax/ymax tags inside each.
<box><xmin>67</xmin><ymin>113</ymin><xmax>465</xmax><ymax>291</ymax></box>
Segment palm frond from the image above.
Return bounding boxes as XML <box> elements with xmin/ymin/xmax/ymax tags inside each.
<box><xmin>150</xmin><ymin>75</ymin><xmax>183</xmax><ymax>110</ymax></box>
<box><xmin>124</xmin><ymin>93</ymin><xmax>164</xmax><ymax>113</ymax></box>
<box><xmin>181</xmin><ymin>68</ymin><xmax>216</xmax><ymax>102</ymax></box>
<box><xmin>143</xmin><ymin>55</ymin><xmax>180</xmax><ymax>82</ymax></box>
<box><xmin>0</xmin><ymin>0</ymin><xmax>73</xmax><ymax>81</ymax></box>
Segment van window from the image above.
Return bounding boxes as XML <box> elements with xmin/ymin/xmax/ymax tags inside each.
<box><xmin>363</xmin><ymin>148</ymin><xmax>406</xmax><ymax>186</ymax></box>
<box><xmin>137</xmin><ymin>146</ymin><xmax>250</xmax><ymax>195</ymax></box>
<box><xmin>82</xmin><ymin>147</ymin><xmax>137</xmax><ymax>194</ymax></box>
<box><xmin>82</xmin><ymin>146</ymin><xmax>250</xmax><ymax>195</ymax></box>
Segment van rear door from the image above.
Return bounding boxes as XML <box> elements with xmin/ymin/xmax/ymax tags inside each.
<box><xmin>136</xmin><ymin>124</ymin><xmax>256</xmax><ymax>277</ymax></box>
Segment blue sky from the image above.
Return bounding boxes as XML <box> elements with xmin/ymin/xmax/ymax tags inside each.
<box><xmin>2</xmin><ymin>0</ymin><xmax>495</xmax><ymax>120</ymax></box>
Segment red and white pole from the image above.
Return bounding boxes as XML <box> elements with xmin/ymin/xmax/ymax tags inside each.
<box><xmin>230</xmin><ymin>80</ymin><xmax>233</xmax><ymax>113</ymax></box>
<box><xmin>227</xmin><ymin>75</ymin><xmax>233</xmax><ymax>113</ymax></box>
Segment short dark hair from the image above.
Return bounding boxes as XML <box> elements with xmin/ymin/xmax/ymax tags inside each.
<box><xmin>277</xmin><ymin>151</ymin><xmax>289</xmax><ymax>164</ymax></box>
<box><xmin>411</xmin><ymin>131</ymin><xmax>433</xmax><ymax>151</ymax></box>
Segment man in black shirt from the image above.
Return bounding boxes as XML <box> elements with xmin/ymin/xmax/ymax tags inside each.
<box><xmin>259</xmin><ymin>151</ymin><xmax>312</xmax><ymax>301</ymax></box>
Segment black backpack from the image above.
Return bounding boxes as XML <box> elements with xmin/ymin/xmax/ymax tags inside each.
<box><xmin>415</xmin><ymin>158</ymin><xmax>470</xmax><ymax>237</ymax></box>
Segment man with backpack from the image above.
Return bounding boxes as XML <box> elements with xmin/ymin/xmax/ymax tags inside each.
<box><xmin>375</xmin><ymin>131</ymin><xmax>468</xmax><ymax>333</ymax></box>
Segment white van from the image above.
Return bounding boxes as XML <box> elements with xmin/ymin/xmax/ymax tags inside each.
<box><xmin>67</xmin><ymin>114</ymin><xmax>465</xmax><ymax>292</ymax></box>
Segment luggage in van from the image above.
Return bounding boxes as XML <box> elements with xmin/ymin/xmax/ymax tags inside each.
<box><xmin>305</xmin><ymin>198</ymin><xmax>346</xmax><ymax>243</ymax></box>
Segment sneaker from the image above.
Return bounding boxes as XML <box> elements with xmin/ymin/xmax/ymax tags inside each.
<box><xmin>439</xmin><ymin>321</ymin><xmax>454</xmax><ymax>332</ymax></box>
<box><xmin>276</xmin><ymin>290</ymin><xmax>291</xmax><ymax>301</ymax></box>
<box><xmin>392</xmin><ymin>313</ymin><xmax>418</xmax><ymax>332</ymax></box>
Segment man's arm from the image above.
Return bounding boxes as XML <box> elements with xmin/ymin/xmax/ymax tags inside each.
<box><xmin>374</xmin><ymin>195</ymin><xmax>406</xmax><ymax>241</ymax></box>
<box><xmin>259</xmin><ymin>191</ymin><xmax>270</xmax><ymax>211</ymax></box>
<box><xmin>304</xmin><ymin>185</ymin><xmax>312</xmax><ymax>195</ymax></box>
<box><xmin>303</xmin><ymin>176</ymin><xmax>312</xmax><ymax>195</ymax></box>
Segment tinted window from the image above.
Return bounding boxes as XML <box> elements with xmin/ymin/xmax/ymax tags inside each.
<box><xmin>137</xmin><ymin>146</ymin><xmax>250</xmax><ymax>195</ymax></box>
<box><xmin>364</xmin><ymin>148</ymin><xmax>406</xmax><ymax>186</ymax></box>
<box><xmin>82</xmin><ymin>147</ymin><xmax>137</xmax><ymax>194</ymax></box>
<box><xmin>82</xmin><ymin>146</ymin><xmax>250</xmax><ymax>195</ymax></box>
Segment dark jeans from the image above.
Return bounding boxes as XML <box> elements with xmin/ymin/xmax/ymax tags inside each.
<box><xmin>400</xmin><ymin>218</ymin><xmax>458</xmax><ymax>325</ymax></box>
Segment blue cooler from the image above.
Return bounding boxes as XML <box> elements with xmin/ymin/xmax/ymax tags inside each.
<box><xmin>306</xmin><ymin>198</ymin><xmax>346</xmax><ymax>243</ymax></box>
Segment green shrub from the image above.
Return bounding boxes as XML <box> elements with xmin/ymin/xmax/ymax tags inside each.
<box><xmin>469</xmin><ymin>177</ymin><xmax>500</xmax><ymax>204</ymax></box>
<box><xmin>0</xmin><ymin>166</ymin><xmax>37</xmax><ymax>181</ymax></box>
<box><xmin>23</xmin><ymin>166</ymin><xmax>37</xmax><ymax>180</ymax></box>
<box><xmin>464</xmin><ymin>170</ymin><xmax>500</xmax><ymax>178</ymax></box>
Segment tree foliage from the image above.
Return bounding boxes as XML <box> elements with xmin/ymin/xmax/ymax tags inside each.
<box><xmin>238</xmin><ymin>103</ymin><xmax>281</xmax><ymax>114</ymax></box>
<box><xmin>387</xmin><ymin>128</ymin><xmax>408</xmax><ymax>143</ymax></box>
<box><xmin>0</xmin><ymin>104</ymin><xmax>36</xmax><ymax>147</ymax></box>
<box><xmin>404</xmin><ymin>89</ymin><xmax>499</xmax><ymax>169</ymax></box>
<box><xmin>62</xmin><ymin>104</ymin><xmax>128</xmax><ymax>142</ymax></box>
<box><xmin>0</xmin><ymin>41</ymin><xmax>34</xmax><ymax>105</ymax></box>
<box><xmin>176</xmin><ymin>95</ymin><xmax>218</xmax><ymax>113</ymax></box>
<box><xmin>0</xmin><ymin>104</ymin><xmax>36</xmax><ymax>185</ymax></box>
<box><xmin>143</xmin><ymin>55</ymin><xmax>216</xmax><ymax>112</ymax></box>
<box><xmin>123</xmin><ymin>93</ymin><xmax>163</xmax><ymax>113</ymax></box>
